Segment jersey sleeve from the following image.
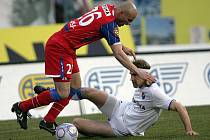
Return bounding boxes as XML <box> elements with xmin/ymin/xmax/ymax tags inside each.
<box><xmin>151</xmin><ymin>84</ymin><xmax>174</xmax><ymax>110</ymax></box>
<box><xmin>100</xmin><ymin>21</ymin><xmax>121</xmax><ymax>46</ymax></box>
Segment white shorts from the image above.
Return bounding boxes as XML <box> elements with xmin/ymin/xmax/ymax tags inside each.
<box><xmin>99</xmin><ymin>94</ymin><xmax>130</xmax><ymax>136</ymax></box>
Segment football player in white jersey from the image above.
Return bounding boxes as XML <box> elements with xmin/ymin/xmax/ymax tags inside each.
<box><xmin>72</xmin><ymin>59</ymin><xmax>199</xmax><ymax>137</ymax></box>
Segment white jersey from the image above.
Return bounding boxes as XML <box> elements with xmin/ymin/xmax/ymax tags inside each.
<box><xmin>123</xmin><ymin>83</ymin><xmax>174</xmax><ymax>136</ymax></box>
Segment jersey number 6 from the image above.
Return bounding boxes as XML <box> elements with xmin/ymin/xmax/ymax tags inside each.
<box><xmin>79</xmin><ymin>6</ymin><xmax>102</xmax><ymax>26</ymax></box>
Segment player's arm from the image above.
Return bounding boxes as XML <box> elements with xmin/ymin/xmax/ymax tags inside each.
<box><xmin>169</xmin><ymin>101</ymin><xmax>199</xmax><ymax>136</ymax></box>
<box><xmin>100</xmin><ymin>21</ymin><xmax>155</xmax><ymax>82</ymax></box>
<box><xmin>151</xmin><ymin>85</ymin><xmax>198</xmax><ymax>136</ymax></box>
<box><xmin>110</xmin><ymin>44</ymin><xmax>154</xmax><ymax>82</ymax></box>
<box><xmin>121</xmin><ymin>44</ymin><xmax>136</xmax><ymax>61</ymax></box>
<box><xmin>111</xmin><ymin>44</ymin><xmax>137</xmax><ymax>73</ymax></box>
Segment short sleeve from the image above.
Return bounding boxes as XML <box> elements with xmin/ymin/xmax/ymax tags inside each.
<box><xmin>151</xmin><ymin>84</ymin><xmax>174</xmax><ymax>110</ymax></box>
<box><xmin>100</xmin><ymin>21</ymin><xmax>121</xmax><ymax>45</ymax></box>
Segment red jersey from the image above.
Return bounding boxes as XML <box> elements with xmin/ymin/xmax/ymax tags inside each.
<box><xmin>50</xmin><ymin>4</ymin><xmax>121</xmax><ymax>51</ymax></box>
<box><xmin>45</xmin><ymin>4</ymin><xmax>121</xmax><ymax>79</ymax></box>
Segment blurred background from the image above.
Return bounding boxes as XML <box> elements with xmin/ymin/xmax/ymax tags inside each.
<box><xmin>0</xmin><ymin>0</ymin><xmax>210</xmax><ymax>121</ymax></box>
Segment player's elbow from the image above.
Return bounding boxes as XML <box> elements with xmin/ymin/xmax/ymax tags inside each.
<box><xmin>170</xmin><ymin>100</ymin><xmax>185</xmax><ymax>111</ymax></box>
<box><xmin>111</xmin><ymin>44</ymin><xmax>123</xmax><ymax>56</ymax></box>
<box><xmin>174</xmin><ymin>101</ymin><xmax>186</xmax><ymax>112</ymax></box>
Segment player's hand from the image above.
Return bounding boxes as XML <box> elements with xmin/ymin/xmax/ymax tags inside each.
<box><xmin>122</xmin><ymin>45</ymin><xmax>136</xmax><ymax>61</ymax></box>
<box><xmin>186</xmin><ymin>130</ymin><xmax>199</xmax><ymax>136</ymax></box>
<box><xmin>137</xmin><ymin>69</ymin><xmax>155</xmax><ymax>83</ymax></box>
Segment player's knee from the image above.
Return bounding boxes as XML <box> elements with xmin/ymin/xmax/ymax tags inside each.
<box><xmin>83</xmin><ymin>88</ymin><xmax>97</xmax><ymax>98</ymax></box>
<box><xmin>72</xmin><ymin>118</ymin><xmax>82</xmax><ymax>130</ymax></box>
<box><xmin>56</xmin><ymin>88</ymin><xmax>70</xmax><ymax>99</ymax></box>
<box><xmin>86</xmin><ymin>88</ymin><xmax>97</xmax><ymax>93</ymax></box>
<box><xmin>82</xmin><ymin>88</ymin><xmax>93</xmax><ymax>99</ymax></box>
<box><xmin>59</xmin><ymin>93</ymin><xmax>69</xmax><ymax>99</ymax></box>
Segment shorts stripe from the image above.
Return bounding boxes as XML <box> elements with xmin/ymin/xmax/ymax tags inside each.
<box><xmin>45</xmin><ymin>75</ymin><xmax>61</xmax><ymax>77</ymax></box>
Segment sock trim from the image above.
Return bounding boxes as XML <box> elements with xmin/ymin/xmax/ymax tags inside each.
<box><xmin>54</xmin><ymin>102</ymin><xmax>65</xmax><ymax>108</ymax></box>
<box><xmin>51</xmin><ymin>106</ymin><xmax>61</xmax><ymax>112</ymax></box>
<box><xmin>35</xmin><ymin>96</ymin><xmax>40</xmax><ymax>106</ymax></box>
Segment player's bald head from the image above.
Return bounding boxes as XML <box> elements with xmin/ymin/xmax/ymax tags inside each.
<box><xmin>117</xmin><ymin>0</ymin><xmax>137</xmax><ymax>18</ymax></box>
<box><xmin>115</xmin><ymin>0</ymin><xmax>138</xmax><ymax>27</ymax></box>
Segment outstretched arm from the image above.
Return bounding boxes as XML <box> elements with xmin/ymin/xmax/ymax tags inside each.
<box><xmin>122</xmin><ymin>44</ymin><xmax>136</xmax><ymax>61</ymax></box>
<box><xmin>169</xmin><ymin>101</ymin><xmax>199</xmax><ymax>136</ymax></box>
<box><xmin>111</xmin><ymin>44</ymin><xmax>155</xmax><ymax>83</ymax></box>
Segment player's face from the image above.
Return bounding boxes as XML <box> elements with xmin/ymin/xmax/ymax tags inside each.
<box><xmin>116</xmin><ymin>11</ymin><xmax>136</xmax><ymax>27</ymax></box>
<box><xmin>130</xmin><ymin>71</ymin><xmax>145</xmax><ymax>88</ymax></box>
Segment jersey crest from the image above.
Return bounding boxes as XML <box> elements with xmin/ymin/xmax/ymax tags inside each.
<box><xmin>113</xmin><ymin>27</ymin><xmax>119</xmax><ymax>37</ymax></box>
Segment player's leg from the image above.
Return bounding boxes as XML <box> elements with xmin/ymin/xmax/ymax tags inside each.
<box><xmin>79</xmin><ymin>88</ymin><xmax>118</xmax><ymax>119</ymax></box>
<box><xmin>15</xmin><ymin>52</ymin><xmax>73</xmax><ymax>112</ymax></box>
<box><xmin>71</xmin><ymin>72</ymin><xmax>82</xmax><ymax>89</ymax></box>
<box><xmin>94</xmin><ymin>93</ymin><xmax>129</xmax><ymax>136</ymax></box>
<box><xmin>72</xmin><ymin>91</ymin><xmax>118</xmax><ymax>137</ymax></box>
<box><xmin>80</xmin><ymin>88</ymin><xmax>108</xmax><ymax>108</ymax></box>
<box><xmin>11</xmin><ymin>43</ymin><xmax>72</xmax><ymax>129</ymax></box>
<box><xmin>43</xmin><ymin>73</ymin><xmax>81</xmax><ymax>122</ymax></box>
<box><xmin>39</xmin><ymin>58</ymin><xmax>81</xmax><ymax>134</ymax></box>
<box><xmin>73</xmin><ymin>118</ymin><xmax>115</xmax><ymax>137</ymax></box>
<box><xmin>11</xmin><ymin>80</ymin><xmax>71</xmax><ymax>129</ymax></box>
<box><xmin>38</xmin><ymin>79</ymin><xmax>71</xmax><ymax>133</ymax></box>
<box><xmin>75</xmin><ymin>89</ymin><xmax>127</xmax><ymax>137</ymax></box>
<box><xmin>40</xmin><ymin>73</ymin><xmax>81</xmax><ymax>134</ymax></box>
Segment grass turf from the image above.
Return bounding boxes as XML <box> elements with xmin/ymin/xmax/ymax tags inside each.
<box><xmin>0</xmin><ymin>105</ymin><xmax>209</xmax><ymax>140</ymax></box>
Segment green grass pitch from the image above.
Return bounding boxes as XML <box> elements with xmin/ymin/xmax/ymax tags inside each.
<box><xmin>0</xmin><ymin>105</ymin><xmax>209</xmax><ymax>140</ymax></box>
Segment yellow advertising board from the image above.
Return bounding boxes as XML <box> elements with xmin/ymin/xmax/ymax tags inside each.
<box><xmin>0</xmin><ymin>24</ymin><xmax>61</xmax><ymax>63</ymax></box>
<box><xmin>0</xmin><ymin>24</ymin><xmax>135</xmax><ymax>64</ymax></box>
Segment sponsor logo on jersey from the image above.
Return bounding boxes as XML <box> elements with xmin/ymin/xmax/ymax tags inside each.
<box><xmin>113</xmin><ymin>27</ymin><xmax>119</xmax><ymax>37</ymax></box>
<box><xmin>102</xmin><ymin>5</ymin><xmax>111</xmax><ymax>16</ymax></box>
<box><xmin>150</xmin><ymin>63</ymin><xmax>188</xmax><ymax>97</ymax></box>
<box><xmin>84</xmin><ymin>66</ymin><xmax>127</xmax><ymax>96</ymax></box>
<box><xmin>19</xmin><ymin>74</ymin><xmax>54</xmax><ymax>101</ymax></box>
<box><xmin>204</xmin><ymin>63</ymin><xmax>210</xmax><ymax>88</ymax></box>
<box><xmin>132</xmin><ymin>97</ymin><xmax>146</xmax><ymax>110</ymax></box>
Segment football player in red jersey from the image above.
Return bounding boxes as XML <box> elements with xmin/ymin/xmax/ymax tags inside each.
<box><xmin>11</xmin><ymin>0</ymin><xmax>155</xmax><ymax>134</ymax></box>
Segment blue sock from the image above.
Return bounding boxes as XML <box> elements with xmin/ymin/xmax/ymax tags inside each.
<box><xmin>49</xmin><ymin>89</ymin><xmax>62</xmax><ymax>102</ymax></box>
<box><xmin>70</xmin><ymin>88</ymin><xmax>83</xmax><ymax>100</ymax></box>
